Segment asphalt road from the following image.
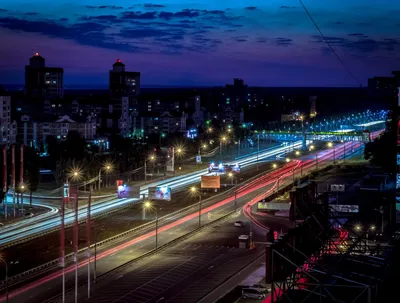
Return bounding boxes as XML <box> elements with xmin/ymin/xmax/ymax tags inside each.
<box><xmin>7</xmin><ymin>178</ymin><xmax>279</xmax><ymax>303</ymax></box>
<box><xmin>0</xmin><ymin>140</ymin><xmax>366</xmax><ymax>302</ymax></box>
<box><xmin>71</xmin><ymin>213</ymin><xmax>270</xmax><ymax>303</ymax></box>
<box><xmin>0</xmin><ymin>161</ymin><xmax>276</xmax><ymax>278</ymax></box>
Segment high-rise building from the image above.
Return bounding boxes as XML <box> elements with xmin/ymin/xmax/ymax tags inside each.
<box><xmin>24</xmin><ymin>52</ymin><xmax>64</xmax><ymax>99</ymax></box>
<box><xmin>368</xmin><ymin>76</ymin><xmax>395</xmax><ymax>90</ymax></box>
<box><xmin>109</xmin><ymin>59</ymin><xmax>141</xmax><ymax>97</ymax></box>
<box><xmin>309</xmin><ymin>96</ymin><xmax>317</xmax><ymax>118</ymax></box>
<box><xmin>0</xmin><ymin>96</ymin><xmax>17</xmax><ymax>145</ymax></box>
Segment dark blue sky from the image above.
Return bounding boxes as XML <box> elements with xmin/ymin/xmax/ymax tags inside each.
<box><xmin>0</xmin><ymin>1</ymin><xmax>399</xmax><ymax>86</ymax></box>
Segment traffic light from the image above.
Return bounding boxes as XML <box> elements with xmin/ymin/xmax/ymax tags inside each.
<box><xmin>274</xmin><ymin>230</ymin><xmax>279</xmax><ymax>240</ymax></box>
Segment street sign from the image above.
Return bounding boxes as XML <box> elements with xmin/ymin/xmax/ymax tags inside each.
<box><xmin>63</xmin><ymin>183</ymin><xmax>69</xmax><ymax>198</ymax></box>
<box><xmin>196</xmin><ymin>155</ymin><xmax>201</xmax><ymax>163</ymax></box>
<box><xmin>330</xmin><ymin>184</ymin><xmax>345</xmax><ymax>192</ymax></box>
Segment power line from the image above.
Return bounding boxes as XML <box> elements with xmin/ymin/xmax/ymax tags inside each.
<box><xmin>298</xmin><ymin>0</ymin><xmax>361</xmax><ymax>86</ymax></box>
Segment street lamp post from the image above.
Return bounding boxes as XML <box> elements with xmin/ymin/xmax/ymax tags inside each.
<box><xmin>155</xmin><ymin>207</ymin><xmax>160</xmax><ymax>249</ymax></box>
<box><xmin>93</xmin><ymin>227</ymin><xmax>105</xmax><ymax>282</ymax></box>
<box><xmin>145</xmin><ymin>155</ymin><xmax>156</xmax><ymax>181</ymax></box>
<box><xmin>190</xmin><ymin>187</ymin><xmax>202</xmax><ymax>228</ymax></box>
<box><xmin>256</xmin><ymin>134</ymin><xmax>260</xmax><ymax>171</ymax></box>
<box><xmin>98</xmin><ymin>164</ymin><xmax>112</xmax><ymax>194</ymax></box>
<box><xmin>19</xmin><ymin>184</ymin><xmax>26</xmax><ymax>214</ymax></box>
<box><xmin>0</xmin><ymin>257</ymin><xmax>8</xmax><ymax>303</ymax></box>
<box><xmin>328</xmin><ymin>142</ymin><xmax>335</xmax><ymax>163</ymax></box>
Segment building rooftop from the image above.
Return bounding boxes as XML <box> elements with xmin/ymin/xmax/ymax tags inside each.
<box><xmin>113</xmin><ymin>58</ymin><xmax>125</xmax><ymax>67</ymax></box>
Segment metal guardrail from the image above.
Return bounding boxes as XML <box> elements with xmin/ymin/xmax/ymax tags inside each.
<box><xmin>1</xmin><ymin>142</ymin><xmax>368</xmax><ymax>294</ymax></box>
<box><xmin>44</xmin><ymin>208</ymin><xmax>239</xmax><ymax>303</ymax></box>
<box><xmin>0</xmin><ymin>163</ymin><xmax>283</xmax><ymax>290</ymax></box>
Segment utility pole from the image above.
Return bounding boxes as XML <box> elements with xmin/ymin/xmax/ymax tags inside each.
<box><xmin>74</xmin><ymin>192</ymin><xmax>79</xmax><ymax>303</ymax></box>
<box><xmin>60</xmin><ymin>197</ymin><xmax>65</xmax><ymax>303</ymax></box>
<box><xmin>87</xmin><ymin>189</ymin><xmax>92</xmax><ymax>298</ymax></box>
<box><xmin>257</xmin><ymin>134</ymin><xmax>260</xmax><ymax>171</ymax></box>
<box><xmin>3</xmin><ymin>147</ymin><xmax>7</xmax><ymax>220</ymax></box>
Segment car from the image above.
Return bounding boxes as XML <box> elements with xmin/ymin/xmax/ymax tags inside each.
<box><xmin>24</xmin><ymin>212</ymin><xmax>34</xmax><ymax>218</ymax></box>
<box><xmin>251</xmin><ymin>283</ymin><xmax>269</xmax><ymax>293</ymax></box>
<box><xmin>234</xmin><ymin>221</ymin><xmax>244</xmax><ymax>227</ymax></box>
<box><xmin>242</xmin><ymin>287</ymin><xmax>266</xmax><ymax>299</ymax></box>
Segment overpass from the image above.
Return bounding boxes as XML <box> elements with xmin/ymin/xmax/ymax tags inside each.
<box><xmin>252</xmin><ymin>115</ymin><xmax>386</xmax><ymax>150</ymax></box>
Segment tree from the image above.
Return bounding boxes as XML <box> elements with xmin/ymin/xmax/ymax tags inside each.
<box><xmin>364</xmin><ymin>113</ymin><xmax>396</xmax><ymax>175</ymax></box>
<box><xmin>24</xmin><ymin>146</ymin><xmax>40</xmax><ymax>206</ymax></box>
<box><xmin>62</xmin><ymin>131</ymin><xmax>86</xmax><ymax>160</ymax></box>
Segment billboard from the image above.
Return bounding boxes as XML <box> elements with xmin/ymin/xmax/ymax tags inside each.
<box><xmin>330</xmin><ymin>205</ymin><xmax>359</xmax><ymax>213</ymax></box>
<box><xmin>201</xmin><ymin>175</ymin><xmax>220</xmax><ymax>189</ymax></box>
<box><xmin>118</xmin><ymin>185</ymin><xmax>140</xmax><ymax>199</ymax></box>
<box><xmin>148</xmin><ymin>186</ymin><xmax>171</xmax><ymax>201</ymax></box>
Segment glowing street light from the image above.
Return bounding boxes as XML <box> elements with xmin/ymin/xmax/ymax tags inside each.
<box><xmin>145</xmin><ymin>154</ymin><xmax>157</xmax><ymax>181</ymax></box>
<box><xmin>272</xmin><ymin>163</ymin><xmax>277</xmax><ymax>169</ymax></box>
<box><xmin>286</xmin><ymin>158</ymin><xmax>290</xmax><ymax>163</ymax></box>
<box><xmin>142</xmin><ymin>200</ymin><xmax>152</xmax><ymax>220</ymax></box>
<box><xmin>99</xmin><ymin>162</ymin><xmax>113</xmax><ymax>191</ymax></box>
<box><xmin>328</xmin><ymin>142</ymin><xmax>335</xmax><ymax>162</ymax></box>
<box><xmin>295</xmin><ymin>151</ymin><xmax>300</xmax><ymax>156</ymax></box>
<box><xmin>355</xmin><ymin>225</ymin><xmax>361</xmax><ymax>231</ymax></box>
<box><xmin>220</xmin><ymin>136</ymin><xmax>227</xmax><ymax>155</ymax></box>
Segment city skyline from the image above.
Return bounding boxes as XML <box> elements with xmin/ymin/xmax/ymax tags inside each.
<box><xmin>0</xmin><ymin>0</ymin><xmax>399</xmax><ymax>87</ymax></box>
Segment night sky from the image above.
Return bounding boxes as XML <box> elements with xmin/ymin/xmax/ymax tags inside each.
<box><xmin>0</xmin><ymin>1</ymin><xmax>399</xmax><ymax>87</ymax></box>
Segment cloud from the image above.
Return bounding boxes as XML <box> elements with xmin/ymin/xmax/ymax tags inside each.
<box><xmin>85</xmin><ymin>5</ymin><xmax>123</xmax><ymax>9</ymax></box>
<box><xmin>80</xmin><ymin>15</ymin><xmax>122</xmax><ymax>22</ymax></box>
<box><xmin>0</xmin><ymin>8</ymin><xmax>8</xmax><ymax>12</ymax></box>
<box><xmin>275</xmin><ymin>37</ymin><xmax>293</xmax><ymax>46</ymax></box>
<box><xmin>311</xmin><ymin>34</ymin><xmax>400</xmax><ymax>54</ymax></box>
<box><xmin>159</xmin><ymin>9</ymin><xmax>200</xmax><ymax>19</ymax></box>
<box><xmin>245</xmin><ymin>6</ymin><xmax>257</xmax><ymax>10</ymax></box>
<box><xmin>121</xmin><ymin>11</ymin><xmax>157</xmax><ymax>20</ymax></box>
<box><xmin>280</xmin><ymin>6</ymin><xmax>297</xmax><ymax>9</ymax></box>
<box><xmin>119</xmin><ymin>28</ymin><xmax>184</xmax><ymax>39</ymax></box>
<box><xmin>24</xmin><ymin>12</ymin><xmax>40</xmax><ymax>16</ymax></box>
<box><xmin>348</xmin><ymin>33</ymin><xmax>366</xmax><ymax>37</ymax></box>
<box><xmin>143</xmin><ymin>4</ymin><xmax>166</xmax><ymax>8</ymax></box>
<box><xmin>0</xmin><ymin>17</ymin><xmax>145</xmax><ymax>52</ymax></box>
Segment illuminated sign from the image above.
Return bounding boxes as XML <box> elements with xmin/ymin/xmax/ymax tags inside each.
<box><xmin>201</xmin><ymin>175</ymin><xmax>221</xmax><ymax>189</ymax></box>
<box><xmin>330</xmin><ymin>205</ymin><xmax>359</xmax><ymax>213</ymax></box>
<box><xmin>397</xmin><ymin>174</ymin><xmax>400</xmax><ymax>189</ymax></box>
<box><xmin>149</xmin><ymin>186</ymin><xmax>171</xmax><ymax>201</ymax></box>
<box><xmin>63</xmin><ymin>183</ymin><xmax>69</xmax><ymax>198</ymax></box>
<box><xmin>397</xmin><ymin>154</ymin><xmax>400</xmax><ymax>165</ymax></box>
<box><xmin>117</xmin><ymin>185</ymin><xmax>140</xmax><ymax>199</ymax></box>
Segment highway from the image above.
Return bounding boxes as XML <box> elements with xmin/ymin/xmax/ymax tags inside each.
<box><xmin>0</xmin><ymin>141</ymin><xmax>305</xmax><ymax>248</ymax></box>
<box><xmin>0</xmin><ymin>138</ymin><xmax>368</xmax><ymax>303</ymax></box>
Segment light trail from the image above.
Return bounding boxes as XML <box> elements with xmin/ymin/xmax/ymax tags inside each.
<box><xmin>0</xmin><ymin>141</ymin><xmax>305</xmax><ymax>246</ymax></box>
<box><xmin>243</xmin><ymin>131</ymin><xmax>381</xmax><ymax>231</ymax></box>
<box><xmin>0</xmin><ymin>163</ymin><xmax>297</xmax><ymax>301</ymax></box>
<box><xmin>0</xmin><ymin>130</ymin><xmax>383</xmax><ymax>301</ymax></box>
